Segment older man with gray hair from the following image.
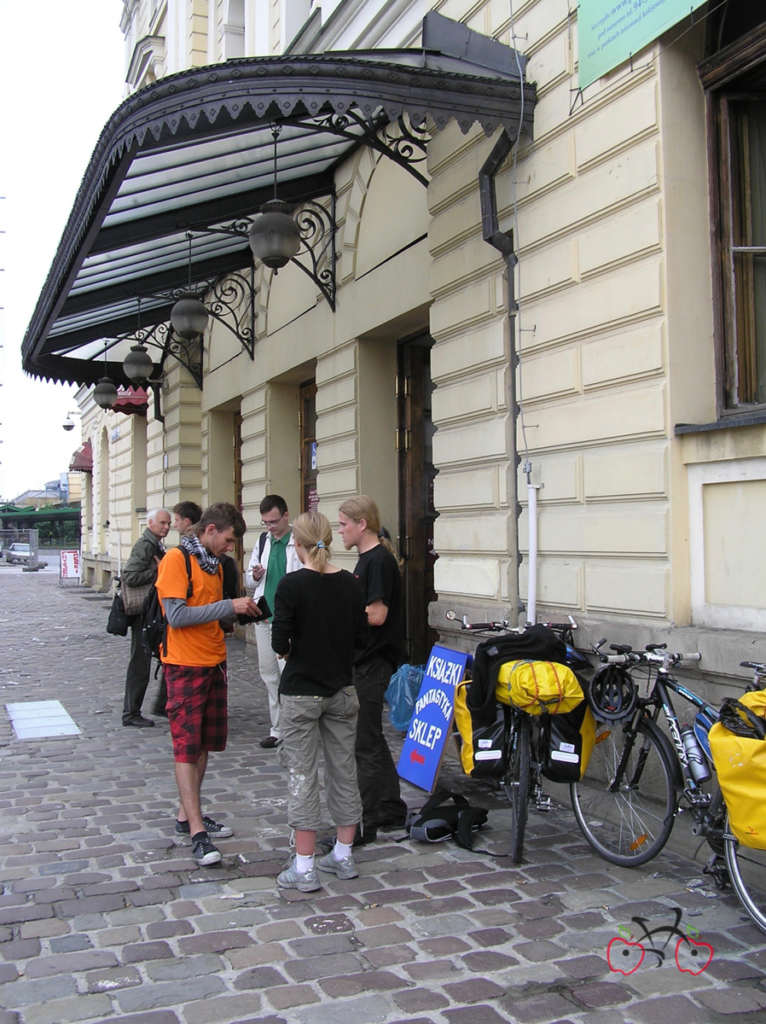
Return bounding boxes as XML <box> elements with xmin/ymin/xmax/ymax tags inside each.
<box><xmin>121</xmin><ymin>508</ymin><xmax>171</xmax><ymax>726</ymax></box>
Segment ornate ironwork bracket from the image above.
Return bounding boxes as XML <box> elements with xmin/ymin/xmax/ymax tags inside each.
<box><xmin>210</xmin><ymin>194</ymin><xmax>337</xmax><ymax>311</ymax></box>
<box><xmin>280</xmin><ymin>111</ymin><xmax>432</xmax><ymax>187</ymax></box>
<box><xmin>118</xmin><ymin>320</ymin><xmax>203</xmax><ymax>390</ymax></box>
<box><xmin>293</xmin><ymin>194</ymin><xmax>337</xmax><ymax>311</ymax></box>
<box><xmin>161</xmin><ymin>266</ymin><xmax>257</xmax><ymax>361</ymax></box>
<box><xmin>115</xmin><ymin>265</ymin><xmax>257</xmax><ymax>393</ymax></box>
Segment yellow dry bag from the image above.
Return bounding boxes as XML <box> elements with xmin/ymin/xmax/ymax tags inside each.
<box><xmin>496</xmin><ymin>659</ymin><xmax>584</xmax><ymax>716</ymax></box>
<box><xmin>709</xmin><ymin>689</ymin><xmax>766</xmax><ymax>850</ymax></box>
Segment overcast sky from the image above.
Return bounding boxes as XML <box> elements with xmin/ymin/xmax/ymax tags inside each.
<box><xmin>0</xmin><ymin>0</ymin><xmax>126</xmax><ymax>501</ymax></box>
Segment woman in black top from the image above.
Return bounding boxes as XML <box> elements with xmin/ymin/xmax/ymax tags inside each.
<box><xmin>338</xmin><ymin>495</ymin><xmax>408</xmax><ymax>841</ymax></box>
<box><xmin>272</xmin><ymin>511</ymin><xmax>367</xmax><ymax>892</ymax></box>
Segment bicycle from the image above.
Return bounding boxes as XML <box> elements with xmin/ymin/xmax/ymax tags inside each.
<box><xmin>570</xmin><ymin>644</ymin><xmax>766</xmax><ymax>932</ymax></box>
<box><xmin>446</xmin><ymin>611</ymin><xmax>592</xmax><ymax>864</ymax></box>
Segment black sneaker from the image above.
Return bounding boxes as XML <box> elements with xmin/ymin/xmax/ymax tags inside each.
<box><xmin>123</xmin><ymin>715</ymin><xmax>155</xmax><ymax>728</ymax></box>
<box><xmin>176</xmin><ymin>816</ymin><xmax>233</xmax><ymax>839</ymax></box>
<box><xmin>192</xmin><ymin>833</ymin><xmax>221</xmax><ymax>867</ymax></box>
<box><xmin>353</xmin><ymin>826</ymin><xmax>377</xmax><ymax>847</ymax></box>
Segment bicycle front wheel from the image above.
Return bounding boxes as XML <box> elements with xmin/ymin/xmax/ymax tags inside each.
<box><xmin>724</xmin><ymin>819</ymin><xmax>766</xmax><ymax>934</ymax></box>
<box><xmin>502</xmin><ymin>714</ymin><xmax>530</xmax><ymax>864</ymax></box>
<box><xmin>570</xmin><ymin>718</ymin><xmax>676</xmax><ymax>866</ymax></box>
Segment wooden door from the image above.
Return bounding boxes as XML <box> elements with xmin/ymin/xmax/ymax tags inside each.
<box><xmin>397</xmin><ymin>334</ymin><xmax>437</xmax><ymax>664</ymax></box>
<box><xmin>299</xmin><ymin>379</ymin><xmax>318</xmax><ymax>513</ymax></box>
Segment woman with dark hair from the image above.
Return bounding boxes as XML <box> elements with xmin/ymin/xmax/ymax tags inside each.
<box><xmin>272</xmin><ymin>511</ymin><xmax>367</xmax><ymax>891</ymax></box>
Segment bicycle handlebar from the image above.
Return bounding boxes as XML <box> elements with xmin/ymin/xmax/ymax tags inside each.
<box><xmin>741</xmin><ymin>660</ymin><xmax>766</xmax><ymax>673</ymax></box>
<box><xmin>445</xmin><ymin>610</ymin><xmax>579</xmax><ymax>634</ymax></box>
<box><xmin>603</xmin><ymin>650</ymin><xmax>701</xmax><ymax>668</ymax></box>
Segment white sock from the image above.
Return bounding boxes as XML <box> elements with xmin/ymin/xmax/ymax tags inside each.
<box><xmin>333</xmin><ymin>840</ymin><xmax>353</xmax><ymax>861</ymax></box>
<box><xmin>296</xmin><ymin>853</ymin><xmax>314</xmax><ymax>873</ymax></box>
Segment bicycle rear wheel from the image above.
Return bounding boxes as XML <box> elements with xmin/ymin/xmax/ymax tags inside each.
<box><xmin>570</xmin><ymin>718</ymin><xmax>676</xmax><ymax>866</ymax></box>
<box><xmin>724</xmin><ymin>819</ymin><xmax>766</xmax><ymax>934</ymax></box>
<box><xmin>502</xmin><ymin>714</ymin><xmax>530</xmax><ymax>864</ymax></box>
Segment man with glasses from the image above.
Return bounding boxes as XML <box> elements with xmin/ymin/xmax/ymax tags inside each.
<box><xmin>247</xmin><ymin>494</ymin><xmax>301</xmax><ymax>747</ymax></box>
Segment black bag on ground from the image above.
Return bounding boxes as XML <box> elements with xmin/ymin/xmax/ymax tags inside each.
<box><xmin>106</xmin><ymin>592</ymin><xmax>130</xmax><ymax>636</ymax></box>
<box><xmin>406</xmin><ymin>789</ymin><xmax>488</xmax><ymax>849</ymax></box>
<box><xmin>468</xmin><ymin>625</ymin><xmax>567</xmax><ymax>726</ymax></box>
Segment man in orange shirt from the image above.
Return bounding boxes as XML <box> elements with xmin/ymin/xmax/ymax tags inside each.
<box><xmin>156</xmin><ymin>502</ymin><xmax>260</xmax><ymax>867</ymax></box>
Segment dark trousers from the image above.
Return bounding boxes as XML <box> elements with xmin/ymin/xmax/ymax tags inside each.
<box><xmin>354</xmin><ymin>656</ymin><xmax>407</xmax><ymax>829</ymax></box>
<box><xmin>123</xmin><ymin>622</ymin><xmax>151</xmax><ymax>723</ymax></box>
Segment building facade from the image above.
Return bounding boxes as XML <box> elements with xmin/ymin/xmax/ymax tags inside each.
<box><xmin>26</xmin><ymin>0</ymin><xmax>766</xmax><ymax>692</ymax></box>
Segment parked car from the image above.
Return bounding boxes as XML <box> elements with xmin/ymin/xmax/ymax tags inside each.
<box><xmin>5</xmin><ymin>543</ymin><xmax>33</xmax><ymax>565</ymax></box>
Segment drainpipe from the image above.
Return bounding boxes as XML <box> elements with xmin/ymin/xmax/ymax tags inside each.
<box><xmin>525</xmin><ymin>459</ymin><xmax>541</xmax><ymax>626</ymax></box>
<box><xmin>479</xmin><ymin>129</ymin><xmax>521</xmax><ymax>627</ymax></box>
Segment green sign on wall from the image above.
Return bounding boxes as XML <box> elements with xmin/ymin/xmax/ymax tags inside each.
<box><xmin>579</xmin><ymin>0</ymin><xmax>707</xmax><ymax>89</ymax></box>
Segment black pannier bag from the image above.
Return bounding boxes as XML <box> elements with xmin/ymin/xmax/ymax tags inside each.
<box><xmin>541</xmin><ymin>701</ymin><xmax>595</xmax><ymax>784</ymax></box>
<box><xmin>467</xmin><ymin>625</ymin><xmax>567</xmax><ymax>726</ymax></box>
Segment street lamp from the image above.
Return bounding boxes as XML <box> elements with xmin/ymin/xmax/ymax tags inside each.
<box><xmin>247</xmin><ymin>126</ymin><xmax>300</xmax><ymax>272</ymax></box>
<box><xmin>122</xmin><ymin>342</ymin><xmax>155</xmax><ymax>384</ymax></box>
<box><xmin>93</xmin><ymin>341</ymin><xmax>118</xmax><ymax>409</ymax></box>
<box><xmin>169</xmin><ymin>235</ymin><xmax>209</xmax><ymax>340</ymax></box>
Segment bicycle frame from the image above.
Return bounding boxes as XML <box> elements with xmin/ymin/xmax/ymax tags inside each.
<box><xmin>642</xmin><ymin>674</ymin><xmax>717</xmax><ymax>801</ymax></box>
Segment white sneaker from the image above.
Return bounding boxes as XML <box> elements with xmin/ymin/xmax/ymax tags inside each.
<box><xmin>277</xmin><ymin>857</ymin><xmax>321</xmax><ymax>892</ymax></box>
<box><xmin>317</xmin><ymin>850</ymin><xmax>358</xmax><ymax>879</ymax></box>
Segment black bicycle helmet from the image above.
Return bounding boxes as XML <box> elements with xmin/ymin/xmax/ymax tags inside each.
<box><xmin>586</xmin><ymin>664</ymin><xmax>637</xmax><ymax>722</ymax></box>
<box><xmin>718</xmin><ymin>697</ymin><xmax>766</xmax><ymax>740</ymax></box>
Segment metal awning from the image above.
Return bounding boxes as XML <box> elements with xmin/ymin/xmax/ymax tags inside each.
<box><xmin>22</xmin><ymin>15</ymin><xmax>535</xmax><ymax>388</ymax></box>
<box><xmin>69</xmin><ymin>440</ymin><xmax>93</xmax><ymax>473</ymax></box>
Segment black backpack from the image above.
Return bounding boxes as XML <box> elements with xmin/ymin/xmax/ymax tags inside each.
<box><xmin>141</xmin><ymin>549</ymin><xmax>192</xmax><ymax>659</ymax></box>
<box><xmin>405</xmin><ymin>789</ymin><xmax>489</xmax><ymax>849</ymax></box>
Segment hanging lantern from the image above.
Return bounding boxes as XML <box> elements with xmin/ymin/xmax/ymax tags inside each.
<box><xmin>170</xmin><ymin>296</ymin><xmax>209</xmax><ymax>339</ymax></box>
<box><xmin>248</xmin><ymin>198</ymin><xmax>300</xmax><ymax>271</ymax></box>
<box><xmin>247</xmin><ymin>126</ymin><xmax>300</xmax><ymax>272</ymax></box>
<box><xmin>123</xmin><ymin>342</ymin><xmax>154</xmax><ymax>384</ymax></box>
<box><xmin>93</xmin><ymin>376</ymin><xmax>118</xmax><ymax>409</ymax></box>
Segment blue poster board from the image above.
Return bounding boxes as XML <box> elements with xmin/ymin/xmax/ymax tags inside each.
<box><xmin>397</xmin><ymin>644</ymin><xmax>470</xmax><ymax>793</ymax></box>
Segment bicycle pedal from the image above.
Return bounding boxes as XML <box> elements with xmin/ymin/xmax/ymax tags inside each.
<box><xmin>703</xmin><ymin>853</ymin><xmax>730</xmax><ymax>890</ymax></box>
<box><xmin>535</xmin><ymin>795</ymin><xmax>552</xmax><ymax>812</ymax></box>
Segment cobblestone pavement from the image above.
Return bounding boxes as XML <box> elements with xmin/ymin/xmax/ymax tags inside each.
<box><xmin>1</xmin><ymin>566</ymin><xmax>765</xmax><ymax>1023</ymax></box>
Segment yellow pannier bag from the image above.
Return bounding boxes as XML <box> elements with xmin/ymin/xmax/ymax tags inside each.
<box><xmin>709</xmin><ymin>689</ymin><xmax>766</xmax><ymax>850</ymax></box>
<box><xmin>496</xmin><ymin>659</ymin><xmax>583</xmax><ymax>716</ymax></box>
<box><xmin>453</xmin><ymin>680</ymin><xmax>506</xmax><ymax>778</ymax></box>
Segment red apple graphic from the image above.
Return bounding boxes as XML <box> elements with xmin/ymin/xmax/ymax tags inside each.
<box><xmin>675</xmin><ymin>937</ymin><xmax>714</xmax><ymax>975</ymax></box>
<box><xmin>607</xmin><ymin>936</ymin><xmax>645</xmax><ymax>974</ymax></box>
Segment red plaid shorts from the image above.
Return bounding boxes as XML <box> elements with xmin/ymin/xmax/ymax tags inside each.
<box><xmin>164</xmin><ymin>662</ymin><xmax>228</xmax><ymax>763</ymax></box>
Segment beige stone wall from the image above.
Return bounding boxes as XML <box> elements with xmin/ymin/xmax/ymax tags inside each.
<box><xmin>103</xmin><ymin>1</ymin><xmax>766</xmax><ymax>678</ymax></box>
<box><xmin>421</xmin><ymin>3</ymin><xmax>721</xmax><ymax>641</ymax></box>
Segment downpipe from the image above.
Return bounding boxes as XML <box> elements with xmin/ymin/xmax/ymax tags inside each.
<box><xmin>479</xmin><ymin>129</ymin><xmax>521</xmax><ymax>626</ymax></box>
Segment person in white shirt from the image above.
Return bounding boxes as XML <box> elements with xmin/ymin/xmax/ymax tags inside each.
<box><xmin>246</xmin><ymin>495</ymin><xmax>302</xmax><ymax>747</ymax></box>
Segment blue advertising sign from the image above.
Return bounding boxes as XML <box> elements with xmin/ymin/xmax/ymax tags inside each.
<box><xmin>397</xmin><ymin>644</ymin><xmax>471</xmax><ymax>792</ymax></box>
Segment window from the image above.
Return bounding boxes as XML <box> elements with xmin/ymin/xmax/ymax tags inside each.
<box><xmin>715</xmin><ymin>94</ymin><xmax>766</xmax><ymax>407</ymax></box>
<box><xmin>702</xmin><ymin>12</ymin><xmax>766</xmax><ymax>412</ymax></box>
